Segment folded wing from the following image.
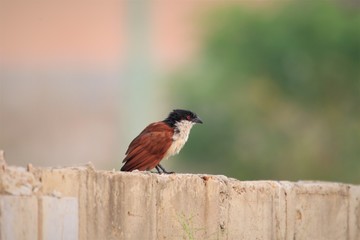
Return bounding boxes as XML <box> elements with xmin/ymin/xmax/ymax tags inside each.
<box><xmin>121</xmin><ymin>122</ymin><xmax>173</xmax><ymax>171</ymax></box>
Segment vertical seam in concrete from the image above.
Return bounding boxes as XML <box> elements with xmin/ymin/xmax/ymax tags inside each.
<box><xmin>77</xmin><ymin>171</ymin><xmax>84</xmax><ymax>240</ymax></box>
<box><xmin>284</xmin><ymin>185</ymin><xmax>288</xmax><ymax>240</ymax></box>
<box><xmin>84</xmin><ymin>169</ymin><xmax>90</xmax><ymax>240</ymax></box>
<box><xmin>346</xmin><ymin>185</ymin><xmax>350</xmax><ymax>240</ymax></box>
<box><xmin>225</xmin><ymin>179</ymin><xmax>230</xmax><ymax>240</ymax></box>
<box><xmin>154</xmin><ymin>175</ymin><xmax>160</xmax><ymax>240</ymax></box>
<box><xmin>151</xmin><ymin>174</ymin><xmax>157</xmax><ymax>240</ymax></box>
<box><xmin>279</xmin><ymin>181</ymin><xmax>291</xmax><ymax>240</ymax></box>
<box><xmin>38</xmin><ymin>197</ymin><xmax>43</xmax><ymax>240</ymax></box>
<box><xmin>283</xmin><ymin>187</ymin><xmax>289</xmax><ymax>239</ymax></box>
<box><xmin>202</xmin><ymin>177</ymin><xmax>209</xmax><ymax>239</ymax></box>
<box><xmin>277</xmin><ymin>190</ymin><xmax>281</xmax><ymax>240</ymax></box>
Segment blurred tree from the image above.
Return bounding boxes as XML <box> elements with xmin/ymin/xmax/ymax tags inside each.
<box><xmin>169</xmin><ymin>1</ymin><xmax>360</xmax><ymax>183</ymax></box>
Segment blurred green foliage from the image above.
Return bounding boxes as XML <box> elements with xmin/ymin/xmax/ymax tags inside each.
<box><xmin>169</xmin><ymin>1</ymin><xmax>360</xmax><ymax>183</ymax></box>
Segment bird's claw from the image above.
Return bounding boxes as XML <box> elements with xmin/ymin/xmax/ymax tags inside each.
<box><xmin>155</xmin><ymin>164</ymin><xmax>175</xmax><ymax>174</ymax></box>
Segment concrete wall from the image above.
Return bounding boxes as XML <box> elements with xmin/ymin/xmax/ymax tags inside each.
<box><xmin>0</xmin><ymin>160</ymin><xmax>359</xmax><ymax>240</ymax></box>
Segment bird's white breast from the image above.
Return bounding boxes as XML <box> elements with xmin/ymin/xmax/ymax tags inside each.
<box><xmin>163</xmin><ymin>120</ymin><xmax>195</xmax><ymax>160</ymax></box>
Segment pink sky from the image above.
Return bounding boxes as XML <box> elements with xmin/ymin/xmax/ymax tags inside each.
<box><xmin>0</xmin><ymin>0</ymin><xmax>124</xmax><ymax>67</ymax></box>
<box><xmin>0</xmin><ymin>0</ymin><xmax>223</xmax><ymax>69</ymax></box>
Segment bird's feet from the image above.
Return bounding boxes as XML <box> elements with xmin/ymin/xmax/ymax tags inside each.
<box><xmin>155</xmin><ymin>164</ymin><xmax>175</xmax><ymax>174</ymax></box>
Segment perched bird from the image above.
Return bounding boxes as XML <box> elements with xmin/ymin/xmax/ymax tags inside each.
<box><xmin>121</xmin><ymin>109</ymin><xmax>203</xmax><ymax>173</ymax></box>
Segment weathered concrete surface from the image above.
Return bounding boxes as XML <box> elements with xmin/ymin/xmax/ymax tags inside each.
<box><xmin>39</xmin><ymin>196</ymin><xmax>78</xmax><ymax>240</ymax></box>
<box><xmin>0</xmin><ymin>195</ymin><xmax>78</xmax><ymax>240</ymax></box>
<box><xmin>349</xmin><ymin>186</ymin><xmax>360</xmax><ymax>240</ymax></box>
<box><xmin>0</xmin><ymin>196</ymin><xmax>38</xmax><ymax>240</ymax></box>
<box><xmin>1</xmin><ymin>162</ymin><xmax>360</xmax><ymax>240</ymax></box>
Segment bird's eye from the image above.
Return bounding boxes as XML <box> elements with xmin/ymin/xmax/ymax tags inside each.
<box><xmin>186</xmin><ymin>115</ymin><xmax>191</xmax><ymax>120</ymax></box>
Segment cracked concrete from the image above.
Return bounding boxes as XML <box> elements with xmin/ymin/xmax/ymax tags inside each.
<box><xmin>0</xmin><ymin>161</ymin><xmax>360</xmax><ymax>240</ymax></box>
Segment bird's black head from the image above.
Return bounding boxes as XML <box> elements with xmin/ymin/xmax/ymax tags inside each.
<box><xmin>163</xmin><ymin>109</ymin><xmax>203</xmax><ymax>127</ymax></box>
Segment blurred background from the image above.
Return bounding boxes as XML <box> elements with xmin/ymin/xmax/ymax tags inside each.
<box><xmin>0</xmin><ymin>0</ymin><xmax>359</xmax><ymax>183</ymax></box>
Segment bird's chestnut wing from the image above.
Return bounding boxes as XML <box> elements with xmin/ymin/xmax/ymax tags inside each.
<box><xmin>121</xmin><ymin>122</ymin><xmax>173</xmax><ymax>171</ymax></box>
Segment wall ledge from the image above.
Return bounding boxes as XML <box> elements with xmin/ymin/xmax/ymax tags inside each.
<box><xmin>1</xmin><ymin>160</ymin><xmax>359</xmax><ymax>240</ymax></box>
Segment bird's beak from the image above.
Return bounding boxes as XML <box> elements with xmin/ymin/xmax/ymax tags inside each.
<box><xmin>193</xmin><ymin>117</ymin><xmax>203</xmax><ymax>124</ymax></box>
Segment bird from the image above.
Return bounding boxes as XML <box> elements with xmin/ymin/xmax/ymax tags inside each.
<box><xmin>121</xmin><ymin>109</ymin><xmax>203</xmax><ymax>174</ymax></box>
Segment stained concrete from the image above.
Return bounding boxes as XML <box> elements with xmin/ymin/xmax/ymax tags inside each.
<box><xmin>0</xmin><ymin>161</ymin><xmax>360</xmax><ymax>240</ymax></box>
